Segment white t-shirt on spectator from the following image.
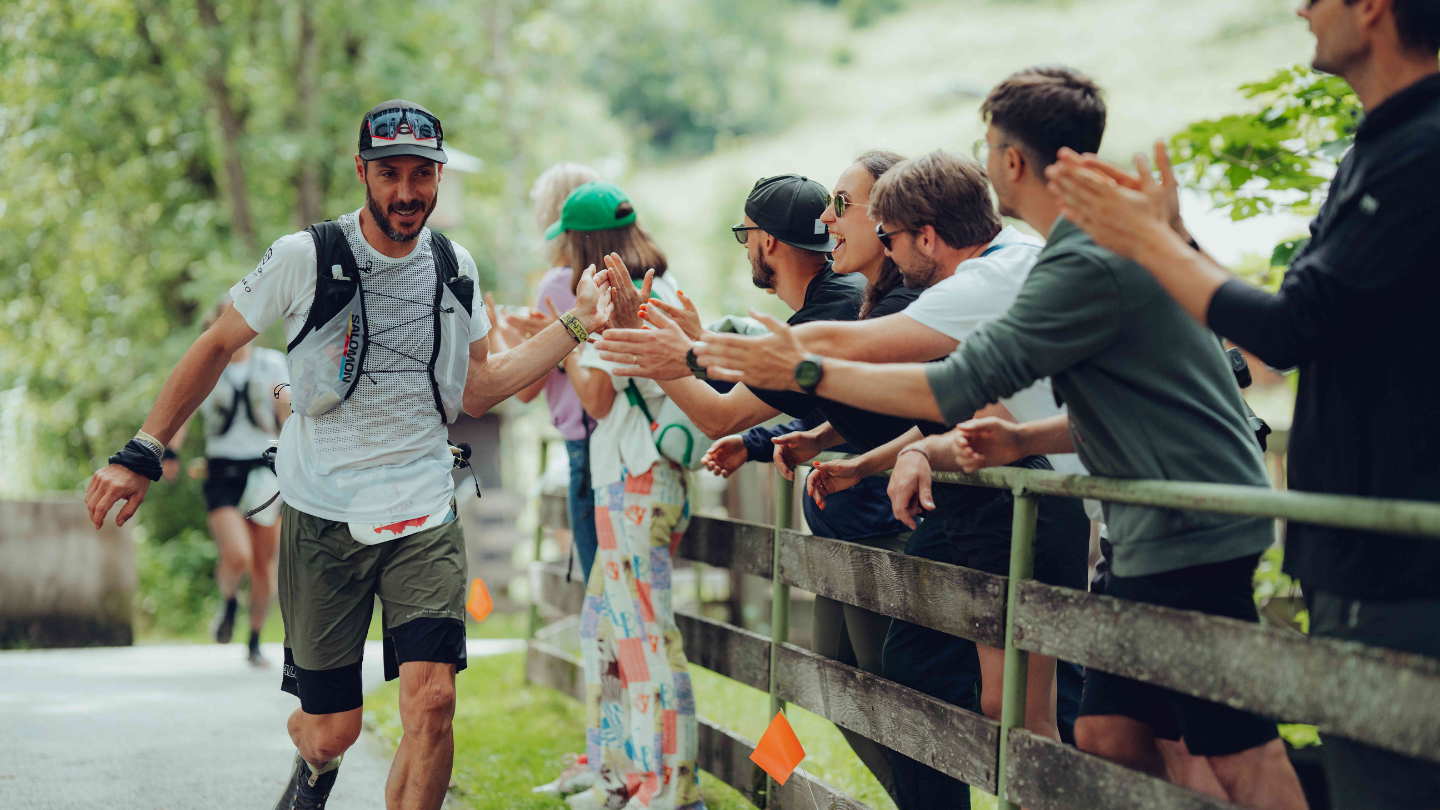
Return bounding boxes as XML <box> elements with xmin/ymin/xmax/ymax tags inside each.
<box><xmin>903</xmin><ymin>226</ymin><xmax>1087</xmax><ymax>479</ymax></box>
<box><xmin>228</xmin><ymin>210</ymin><xmax>490</xmax><ymax>526</ymax></box>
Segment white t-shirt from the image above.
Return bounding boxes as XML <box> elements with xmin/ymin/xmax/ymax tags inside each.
<box><xmin>577</xmin><ymin>273</ymin><xmax>681</xmax><ymax>489</ymax></box>
<box><xmin>229</xmin><ymin>210</ymin><xmax>490</xmax><ymax>527</ymax></box>
<box><xmin>903</xmin><ymin>226</ymin><xmax>1087</xmax><ymax>479</ymax></box>
<box><xmin>200</xmin><ymin>347</ymin><xmax>288</xmax><ymax>460</ymax></box>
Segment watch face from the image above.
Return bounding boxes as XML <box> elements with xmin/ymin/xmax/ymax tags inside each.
<box><xmin>795</xmin><ymin>358</ymin><xmax>822</xmax><ymax>390</ymax></box>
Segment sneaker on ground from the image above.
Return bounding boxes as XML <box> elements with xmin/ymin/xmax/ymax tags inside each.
<box><xmin>531</xmin><ymin>753</ymin><xmax>595</xmax><ymax>795</ymax></box>
<box><xmin>274</xmin><ymin>751</ymin><xmax>341</xmax><ymax>810</ymax></box>
<box><xmin>211</xmin><ymin>598</ymin><xmax>237</xmax><ymax>644</ymax></box>
<box><xmin>563</xmin><ymin>789</ymin><xmax>603</xmax><ymax>810</ymax></box>
<box><xmin>248</xmin><ymin>646</ymin><xmax>271</xmax><ymax>668</ymax></box>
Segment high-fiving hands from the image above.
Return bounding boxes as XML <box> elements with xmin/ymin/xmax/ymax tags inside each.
<box><xmin>571</xmin><ymin>263</ymin><xmax>615</xmax><ymax>334</ymax></box>
<box><xmin>594</xmin><ymin>304</ymin><xmax>694</xmax><ymax>380</ymax></box>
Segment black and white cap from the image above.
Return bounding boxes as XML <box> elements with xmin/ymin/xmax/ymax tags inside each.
<box><xmin>743</xmin><ymin>174</ymin><xmax>836</xmax><ymax>253</ymax></box>
<box><xmin>358</xmin><ymin>100</ymin><xmax>448</xmax><ymax>165</ymax></box>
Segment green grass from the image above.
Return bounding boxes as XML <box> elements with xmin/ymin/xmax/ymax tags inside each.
<box><xmin>366</xmin><ymin>651</ymin><xmax>999</xmax><ymax>809</ymax></box>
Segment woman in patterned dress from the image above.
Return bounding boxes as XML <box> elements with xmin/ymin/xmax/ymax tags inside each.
<box><xmin>553</xmin><ymin>182</ymin><xmax>704</xmax><ymax>810</ymax></box>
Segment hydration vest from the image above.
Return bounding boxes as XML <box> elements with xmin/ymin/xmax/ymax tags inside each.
<box><xmin>284</xmin><ymin>220</ymin><xmax>474</xmax><ymax>423</ymax></box>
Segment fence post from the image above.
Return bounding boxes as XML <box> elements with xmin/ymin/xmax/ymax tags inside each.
<box><xmin>996</xmin><ymin>488</ymin><xmax>1039</xmax><ymax>810</ymax></box>
<box><xmin>527</xmin><ymin>437</ymin><xmax>550</xmax><ymax>640</ymax></box>
<box><xmin>765</xmin><ymin>467</ymin><xmax>795</xmax><ymax>808</ymax></box>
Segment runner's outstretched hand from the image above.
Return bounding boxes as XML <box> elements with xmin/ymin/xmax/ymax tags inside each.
<box><xmin>85</xmin><ymin>464</ymin><xmax>150</xmax><ymax>529</ymax></box>
<box><xmin>887</xmin><ymin>448</ymin><xmax>934</xmax><ymax>530</ymax></box>
<box><xmin>807</xmin><ymin>457</ymin><xmax>865</xmax><ymax>510</ymax></box>
<box><xmin>702</xmin><ymin>436</ymin><xmax>749</xmax><ymax>478</ymax></box>
<box><xmin>571</xmin><ymin>263</ymin><xmax>614</xmax><ymax>334</ymax></box>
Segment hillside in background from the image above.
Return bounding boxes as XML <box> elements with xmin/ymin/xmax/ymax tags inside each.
<box><xmin>626</xmin><ymin>0</ymin><xmax>1315</xmax><ymax>322</ymax></box>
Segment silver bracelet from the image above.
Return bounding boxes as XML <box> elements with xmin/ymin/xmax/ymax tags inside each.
<box><xmin>898</xmin><ymin>445</ymin><xmax>930</xmax><ymax>461</ymax></box>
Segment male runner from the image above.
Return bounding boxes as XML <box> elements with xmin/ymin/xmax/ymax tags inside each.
<box><xmin>85</xmin><ymin>100</ymin><xmax>613</xmax><ymax>810</ymax></box>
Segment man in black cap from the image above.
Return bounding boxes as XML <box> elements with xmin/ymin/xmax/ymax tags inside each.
<box><xmin>83</xmin><ymin>100</ymin><xmax>615</xmax><ymax>810</ymax></box>
<box><xmin>595</xmin><ymin>174</ymin><xmax>864</xmax><ymax>438</ymax></box>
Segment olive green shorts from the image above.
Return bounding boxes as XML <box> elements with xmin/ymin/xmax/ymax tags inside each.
<box><xmin>277</xmin><ymin>502</ymin><xmax>468</xmax><ymax>714</ymax></box>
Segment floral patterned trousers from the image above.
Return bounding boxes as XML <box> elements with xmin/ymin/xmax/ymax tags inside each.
<box><xmin>580</xmin><ymin>461</ymin><xmax>704</xmax><ymax>810</ymax></box>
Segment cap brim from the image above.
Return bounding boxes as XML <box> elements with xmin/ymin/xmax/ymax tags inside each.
<box><xmin>777</xmin><ymin>235</ymin><xmax>838</xmax><ymax>253</ymax></box>
<box><xmin>544</xmin><ymin>219</ymin><xmax>565</xmax><ymax>240</ymax></box>
<box><xmin>360</xmin><ymin>144</ymin><xmax>449</xmax><ymax>164</ymax></box>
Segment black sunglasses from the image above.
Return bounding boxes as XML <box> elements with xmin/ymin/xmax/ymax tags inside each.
<box><xmin>875</xmin><ymin>223</ymin><xmax>912</xmax><ymax>250</ymax></box>
<box><xmin>732</xmin><ymin>225</ymin><xmax>763</xmax><ymax>245</ymax></box>
<box><xmin>364</xmin><ymin>108</ymin><xmax>443</xmax><ymax>144</ymax></box>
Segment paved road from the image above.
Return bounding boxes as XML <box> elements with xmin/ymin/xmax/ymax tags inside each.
<box><xmin>0</xmin><ymin>639</ymin><xmax>524</xmax><ymax>810</ymax></box>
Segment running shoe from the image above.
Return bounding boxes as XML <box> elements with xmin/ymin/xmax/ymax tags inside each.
<box><xmin>273</xmin><ymin>752</ymin><xmax>341</xmax><ymax>810</ymax></box>
<box><xmin>248</xmin><ymin>631</ymin><xmax>269</xmax><ymax>667</ymax></box>
<box><xmin>531</xmin><ymin>753</ymin><xmax>595</xmax><ymax>794</ymax></box>
<box><xmin>211</xmin><ymin>597</ymin><xmax>238</xmax><ymax>644</ymax></box>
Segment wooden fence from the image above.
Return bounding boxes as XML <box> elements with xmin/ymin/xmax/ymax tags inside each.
<box><xmin>525</xmin><ymin>454</ymin><xmax>1440</xmax><ymax>810</ymax></box>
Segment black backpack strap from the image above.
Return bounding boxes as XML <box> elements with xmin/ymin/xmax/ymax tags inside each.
<box><xmin>430</xmin><ymin>231</ymin><xmax>473</xmax><ymax>316</ymax></box>
<box><xmin>288</xmin><ymin>221</ymin><xmax>363</xmax><ymax>352</ymax></box>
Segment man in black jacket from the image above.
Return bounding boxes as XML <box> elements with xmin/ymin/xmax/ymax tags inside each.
<box><xmin>1046</xmin><ymin>1</ymin><xmax>1440</xmax><ymax>807</ymax></box>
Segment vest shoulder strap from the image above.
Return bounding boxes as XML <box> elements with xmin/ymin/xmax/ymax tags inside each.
<box><xmin>430</xmin><ymin>230</ymin><xmax>473</xmax><ymax>316</ymax></box>
<box><xmin>288</xmin><ymin>220</ymin><xmax>363</xmax><ymax>352</ymax></box>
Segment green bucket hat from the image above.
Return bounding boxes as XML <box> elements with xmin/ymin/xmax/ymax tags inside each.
<box><xmin>544</xmin><ymin>181</ymin><xmax>637</xmax><ymax>240</ymax></box>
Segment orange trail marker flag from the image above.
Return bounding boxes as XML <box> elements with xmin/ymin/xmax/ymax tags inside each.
<box><xmin>466</xmin><ymin>578</ymin><xmax>493</xmax><ymax>623</ymax></box>
<box><xmin>750</xmin><ymin>711</ymin><xmax>806</xmax><ymax>785</ymax></box>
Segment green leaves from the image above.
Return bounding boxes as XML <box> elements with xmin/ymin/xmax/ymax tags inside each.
<box><xmin>1170</xmin><ymin>65</ymin><xmax>1360</xmax><ymax>221</ymax></box>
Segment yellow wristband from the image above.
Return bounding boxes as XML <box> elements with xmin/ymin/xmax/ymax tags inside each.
<box><xmin>559</xmin><ymin>312</ymin><xmax>588</xmax><ymax>344</ymax></box>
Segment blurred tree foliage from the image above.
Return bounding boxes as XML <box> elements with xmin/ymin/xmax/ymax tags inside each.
<box><xmin>1170</xmin><ymin>65</ymin><xmax>1361</xmax><ymax>223</ymax></box>
<box><xmin>0</xmin><ymin>0</ymin><xmax>789</xmax><ymax>496</ymax></box>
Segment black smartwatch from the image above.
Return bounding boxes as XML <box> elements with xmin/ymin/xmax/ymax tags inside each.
<box><xmin>685</xmin><ymin>347</ymin><xmax>707</xmax><ymax>380</ymax></box>
<box><xmin>794</xmin><ymin>354</ymin><xmax>824</xmax><ymax>395</ymax></box>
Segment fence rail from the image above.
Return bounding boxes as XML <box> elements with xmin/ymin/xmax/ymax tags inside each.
<box><xmin>526</xmin><ymin>448</ymin><xmax>1440</xmax><ymax>809</ymax></box>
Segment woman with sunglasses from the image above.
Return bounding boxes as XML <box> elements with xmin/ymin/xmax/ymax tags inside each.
<box><xmin>700</xmin><ymin>150</ymin><xmax>974</xmax><ymax>806</ymax></box>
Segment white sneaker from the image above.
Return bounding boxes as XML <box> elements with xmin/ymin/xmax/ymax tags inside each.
<box><xmin>531</xmin><ymin>753</ymin><xmax>596</xmax><ymax>795</ymax></box>
<box><xmin>564</xmin><ymin>790</ymin><xmax>603</xmax><ymax>810</ymax></box>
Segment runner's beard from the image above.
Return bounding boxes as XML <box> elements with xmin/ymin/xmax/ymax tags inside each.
<box><xmin>749</xmin><ymin>251</ymin><xmax>777</xmax><ymax>291</ymax></box>
<box><xmin>365</xmin><ymin>186</ymin><xmax>437</xmax><ymax>243</ymax></box>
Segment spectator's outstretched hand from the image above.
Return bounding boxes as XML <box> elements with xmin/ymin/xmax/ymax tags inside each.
<box><xmin>702</xmin><ymin>436</ymin><xmax>749</xmax><ymax>478</ymax></box>
<box><xmin>595</xmin><ymin>305</ymin><xmax>691</xmax><ymax>379</ymax></box>
<box><xmin>605</xmin><ymin>253</ymin><xmax>654</xmax><ymax>330</ymax></box>
<box><xmin>953</xmin><ymin>417</ymin><xmax>1026</xmax><ymax>472</ymax></box>
<box><xmin>693</xmin><ymin>309</ymin><xmax>805</xmax><ymax>389</ymax></box>
<box><xmin>646</xmin><ymin>290</ymin><xmax>703</xmax><ymax>341</ymax></box>
<box><xmin>807</xmin><ymin>458</ymin><xmax>864</xmax><ymax>510</ymax></box>
<box><xmin>887</xmin><ymin>449</ymin><xmax>934</xmax><ymax>530</ymax></box>
<box><xmin>1045</xmin><ymin>147</ymin><xmax>1175</xmax><ymax>262</ymax></box>
<box><xmin>771</xmin><ymin>431</ymin><xmax>823</xmax><ymax>482</ymax></box>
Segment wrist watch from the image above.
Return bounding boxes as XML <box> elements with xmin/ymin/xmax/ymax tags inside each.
<box><xmin>685</xmin><ymin>347</ymin><xmax>707</xmax><ymax>380</ymax></box>
<box><xmin>793</xmin><ymin>354</ymin><xmax>824</xmax><ymax>395</ymax></box>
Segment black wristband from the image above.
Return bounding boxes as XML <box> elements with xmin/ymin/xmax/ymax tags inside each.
<box><xmin>161</xmin><ymin>447</ymin><xmax>179</xmax><ymax>461</ymax></box>
<box><xmin>109</xmin><ymin>440</ymin><xmax>164</xmax><ymax>482</ymax></box>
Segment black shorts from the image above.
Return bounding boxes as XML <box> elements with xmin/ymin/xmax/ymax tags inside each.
<box><xmin>1079</xmin><ymin>553</ymin><xmax>1279</xmax><ymax>756</ymax></box>
<box><xmin>202</xmin><ymin>458</ymin><xmax>265</xmax><ymax>511</ymax></box>
<box><xmin>934</xmin><ymin>455</ymin><xmax>1089</xmax><ymax>591</ymax></box>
